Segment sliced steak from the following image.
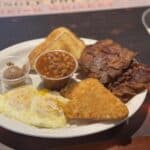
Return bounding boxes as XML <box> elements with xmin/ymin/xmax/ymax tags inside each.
<box><xmin>108</xmin><ymin>61</ymin><xmax>150</xmax><ymax>102</ymax></box>
<box><xmin>79</xmin><ymin>39</ymin><xmax>136</xmax><ymax>84</ymax></box>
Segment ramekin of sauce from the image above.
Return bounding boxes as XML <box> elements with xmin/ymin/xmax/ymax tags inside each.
<box><xmin>0</xmin><ymin>56</ymin><xmax>30</xmax><ymax>88</ymax></box>
<box><xmin>35</xmin><ymin>50</ymin><xmax>78</xmax><ymax>90</ymax></box>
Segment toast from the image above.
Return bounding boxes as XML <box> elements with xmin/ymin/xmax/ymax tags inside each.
<box><xmin>61</xmin><ymin>78</ymin><xmax>129</xmax><ymax>121</ymax></box>
<box><xmin>29</xmin><ymin>27</ymin><xmax>85</xmax><ymax>69</ymax></box>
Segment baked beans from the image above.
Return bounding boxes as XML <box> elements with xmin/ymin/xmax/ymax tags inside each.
<box><xmin>36</xmin><ymin>51</ymin><xmax>76</xmax><ymax>78</ymax></box>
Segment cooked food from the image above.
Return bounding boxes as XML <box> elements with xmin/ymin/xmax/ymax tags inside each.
<box><xmin>0</xmin><ymin>86</ymin><xmax>67</xmax><ymax>128</ymax></box>
<box><xmin>61</xmin><ymin>78</ymin><xmax>129</xmax><ymax>121</ymax></box>
<box><xmin>108</xmin><ymin>61</ymin><xmax>150</xmax><ymax>102</ymax></box>
<box><xmin>35</xmin><ymin>50</ymin><xmax>77</xmax><ymax>78</ymax></box>
<box><xmin>79</xmin><ymin>39</ymin><xmax>136</xmax><ymax>84</ymax></box>
<box><xmin>0</xmin><ymin>57</ymin><xmax>30</xmax><ymax>87</ymax></box>
<box><xmin>29</xmin><ymin>27</ymin><xmax>85</xmax><ymax>69</ymax></box>
<box><xmin>3</xmin><ymin>66</ymin><xmax>25</xmax><ymax>79</ymax></box>
<box><xmin>6</xmin><ymin>61</ymin><xmax>14</xmax><ymax>66</ymax></box>
<box><xmin>0</xmin><ymin>95</ymin><xmax>4</xmax><ymax>113</ymax></box>
<box><xmin>35</xmin><ymin>50</ymin><xmax>78</xmax><ymax>90</ymax></box>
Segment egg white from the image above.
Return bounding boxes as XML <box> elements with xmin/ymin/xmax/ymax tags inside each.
<box><xmin>0</xmin><ymin>86</ymin><xmax>67</xmax><ymax>128</ymax></box>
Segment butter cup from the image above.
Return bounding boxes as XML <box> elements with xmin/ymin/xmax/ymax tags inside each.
<box><xmin>34</xmin><ymin>50</ymin><xmax>78</xmax><ymax>90</ymax></box>
<box><xmin>0</xmin><ymin>56</ymin><xmax>30</xmax><ymax>88</ymax></box>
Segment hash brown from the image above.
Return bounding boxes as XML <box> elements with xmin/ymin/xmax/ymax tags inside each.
<box><xmin>61</xmin><ymin>78</ymin><xmax>129</xmax><ymax>121</ymax></box>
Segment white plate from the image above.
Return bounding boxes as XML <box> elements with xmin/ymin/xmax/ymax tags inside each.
<box><xmin>0</xmin><ymin>38</ymin><xmax>147</xmax><ymax>138</ymax></box>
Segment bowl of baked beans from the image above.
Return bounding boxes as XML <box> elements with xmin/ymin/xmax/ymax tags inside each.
<box><xmin>35</xmin><ymin>50</ymin><xmax>78</xmax><ymax>90</ymax></box>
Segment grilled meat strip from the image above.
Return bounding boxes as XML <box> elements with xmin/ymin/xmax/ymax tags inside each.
<box><xmin>108</xmin><ymin>61</ymin><xmax>150</xmax><ymax>102</ymax></box>
<box><xmin>79</xmin><ymin>39</ymin><xmax>136</xmax><ymax>84</ymax></box>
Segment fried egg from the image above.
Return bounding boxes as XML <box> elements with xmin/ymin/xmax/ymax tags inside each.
<box><xmin>0</xmin><ymin>86</ymin><xmax>67</xmax><ymax>128</ymax></box>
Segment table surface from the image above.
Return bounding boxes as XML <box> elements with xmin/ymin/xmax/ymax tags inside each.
<box><xmin>0</xmin><ymin>7</ymin><xmax>150</xmax><ymax>150</ymax></box>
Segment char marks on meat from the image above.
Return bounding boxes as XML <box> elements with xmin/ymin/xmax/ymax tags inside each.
<box><xmin>79</xmin><ymin>39</ymin><xmax>136</xmax><ymax>84</ymax></box>
<box><xmin>108</xmin><ymin>61</ymin><xmax>150</xmax><ymax>102</ymax></box>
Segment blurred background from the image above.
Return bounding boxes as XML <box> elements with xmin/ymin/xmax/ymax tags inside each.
<box><xmin>0</xmin><ymin>0</ymin><xmax>150</xmax><ymax>17</ymax></box>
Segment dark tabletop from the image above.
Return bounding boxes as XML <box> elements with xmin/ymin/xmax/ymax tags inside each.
<box><xmin>0</xmin><ymin>7</ymin><xmax>150</xmax><ymax>150</ymax></box>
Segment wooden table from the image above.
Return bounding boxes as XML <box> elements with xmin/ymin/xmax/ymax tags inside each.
<box><xmin>0</xmin><ymin>7</ymin><xmax>150</xmax><ymax>150</ymax></box>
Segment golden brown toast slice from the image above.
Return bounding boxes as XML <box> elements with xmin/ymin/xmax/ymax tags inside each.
<box><xmin>61</xmin><ymin>78</ymin><xmax>129</xmax><ymax>121</ymax></box>
<box><xmin>29</xmin><ymin>27</ymin><xmax>85</xmax><ymax>69</ymax></box>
